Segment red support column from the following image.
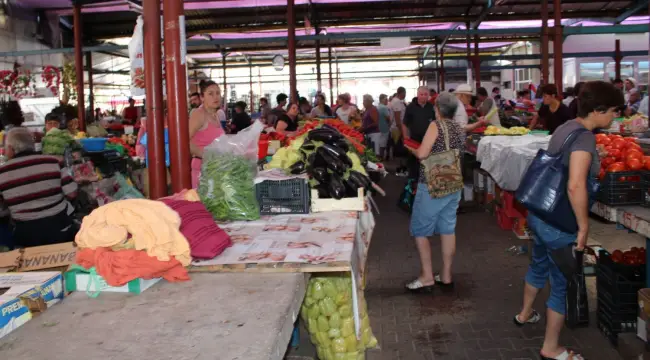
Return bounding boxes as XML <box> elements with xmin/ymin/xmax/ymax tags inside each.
<box><xmin>328</xmin><ymin>46</ymin><xmax>334</xmax><ymax>105</ymax></box>
<box><xmin>163</xmin><ymin>0</ymin><xmax>191</xmax><ymax>192</ymax></box>
<box><xmin>553</xmin><ymin>0</ymin><xmax>563</xmax><ymax>94</ymax></box>
<box><xmin>615</xmin><ymin>39</ymin><xmax>622</xmax><ymax>80</ymax></box>
<box><xmin>143</xmin><ymin>0</ymin><xmax>166</xmax><ymax>199</ymax></box>
<box><xmin>465</xmin><ymin>22</ymin><xmax>472</xmax><ymax>83</ymax></box>
<box><xmin>222</xmin><ymin>53</ymin><xmax>227</xmax><ymax>107</ymax></box>
<box><xmin>315</xmin><ymin>39</ymin><xmax>322</xmax><ymax>91</ymax></box>
<box><xmin>287</xmin><ymin>0</ymin><xmax>297</xmax><ymax>104</ymax></box>
<box><xmin>440</xmin><ymin>49</ymin><xmax>446</xmax><ymax>91</ymax></box>
<box><xmin>73</xmin><ymin>4</ymin><xmax>85</xmax><ymax>131</ymax></box>
<box><xmin>249</xmin><ymin>63</ymin><xmax>254</xmax><ymax>112</ymax></box>
<box><xmin>86</xmin><ymin>52</ymin><xmax>94</xmax><ymax>123</ymax></box>
<box><xmin>474</xmin><ymin>34</ymin><xmax>481</xmax><ymax>88</ymax></box>
<box><xmin>541</xmin><ymin>0</ymin><xmax>550</xmax><ymax>85</ymax></box>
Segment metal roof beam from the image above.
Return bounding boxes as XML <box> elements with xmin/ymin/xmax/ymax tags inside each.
<box><xmin>615</xmin><ymin>0</ymin><xmax>649</xmax><ymax>23</ymax></box>
<box><xmin>471</xmin><ymin>0</ymin><xmax>493</xmax><ymax>29</ymax></box>
<box><xmin>440</xmin><ymin>23</ymin><xmax>462</xmax><ymax>50</ymax></box>
<box><xmin>0</xmin><ymin>25</ymin><xmax>645</xmax><ymax>57</ymax></box>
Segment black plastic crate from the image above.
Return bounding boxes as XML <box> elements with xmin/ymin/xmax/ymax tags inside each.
<box><xmin>255</xmin><ymin>178</ymin><xmax>310</xmax><ymax>215</ymax></box>
<box><xmin>597</xmin><ymin>293</ymin><xmax>638</xmax><ymax>346</ymax></box>
<box><xmin>597</xmin><ymin>171</ymin><xmax>644</xmax><ymax>206</ymax></box>
<box><xmin>597</xmin><ymin>250</ymin><xmax>646</xmax><ymax>306</ymax></box>
<box><xmin>642</xmin><ymin>172</ymin><xmax>650</xmax><ymax>207</ymax></box>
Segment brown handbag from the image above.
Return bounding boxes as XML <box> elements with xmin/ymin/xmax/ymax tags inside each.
<box><xmin>421</xmin><ymin>120</ymin><xmax>464</xmax><ymax>198</ymax></box>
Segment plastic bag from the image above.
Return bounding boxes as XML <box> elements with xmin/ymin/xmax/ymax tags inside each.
<box><xmin>113</xmin><ymin>173</ymin><xmax>144</xmax><ymax>200</ymax></box>
<box><xmin>128</xmin><ymin>16</ymin><xmax>145</xmax><ymax>96</ymax></box>
<box><xmin>565</xmin><ymin>250</ymin><xmax>589</xmax><ymax>328</ymax></box>
<box><xmin>198</xmin><ymin>121</ymin><xmax>264</xmax><ymax>221</ymax></box>
<box><xmin>301</xmin><ymin>274</ymin><xmax>378</xmax><ymax>360</ymax></box>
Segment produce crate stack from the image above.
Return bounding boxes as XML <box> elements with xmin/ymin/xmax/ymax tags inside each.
<box><xmin>597</xmin><ymin>133</ymin><xmax>649</xmax><ymax>206</ymax></box>
<box><xmin>597</xmin><ymin>249</ymin><xmax>647</xmax><ymax>345</ymax></box>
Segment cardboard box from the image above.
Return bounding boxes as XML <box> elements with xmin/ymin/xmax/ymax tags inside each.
<box><xmin>637</xmin><ymin>288</ymin><xmax>650</xmax><ymax>342</ymax></box>
<box><xmin>0</xmin><ymin>272</ymin><xmax>64</xmax><ymax>338</ymax></box>
<box><xmin>0</xmin><ymin>242</ymin><xmax>76</xmax><ymax>273</ymax></box>
<box><xmin>65</xmin><ymin>268</ymin><xmax>161</xmax><ymax>295</ymax></box>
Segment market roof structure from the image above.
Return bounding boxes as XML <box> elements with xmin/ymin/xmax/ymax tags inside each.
<box><xmin>11</xmin><ymin>0</ymin><xmax>650</xmax><ymax>63</ymax></box>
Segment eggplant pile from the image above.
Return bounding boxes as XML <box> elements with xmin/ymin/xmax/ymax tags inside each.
<box><xmin>290</xmin><ymin>126</ymin><xmax>373</xmax><ymax>200</ymax></box>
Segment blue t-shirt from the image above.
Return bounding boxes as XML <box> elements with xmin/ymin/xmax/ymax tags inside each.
<box><xmin>377</xmin><ymin>104</ymin><xmax>390</xmax><ymax>134</ymax></box>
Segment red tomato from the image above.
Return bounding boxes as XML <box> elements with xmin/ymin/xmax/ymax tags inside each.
<box><xmin>598</xmin><ymin>168</ymin><xmax>606</xmax><ymax>180</ymax></box>
<box><xmin>595</xmin><ymin>133</ymin><xmax>609</xmax><ymax>144</ymax></box>
<box><xmin>626</xmin><ymin>142</ymin><xmax>643</xmax><ymax>152</ymax></box>
<box><xmin>601</xmin><ymin>157</ymin><xmax>617</xmax><ymax>168</ymax></box>
<box><xmin>612</xmin><ymin>139</ymin><xmax>627</xmax><ymax>150</ymax></box>
<box><xmin>607</xmin><ymin>162</ymin><xmax>627</xmax><ymax>173</ymax></box>
<box><xmin>600</xmin><ymin>137</ymin><xmax>612</xmax><ymax>146</ymax></box>
<box><xmin>612</xmin><ymin>250</ymin><xmax>624</xmax><ymax>263</ymax></box>
<box><xmin>625</xmin><ymin>137</ymin><xmax>638</xmax><ymax>143</ymax></box>
<box><xmin>626</xmin><ymin>150</ymin><xmax>644</xmax><ymax>162</ymax></box>
<box><xmin>611</xmin><ymin>134</ymin><xmax>623</xmax><ymax>140</ymax></box>
<box><xmin>608</xmin><ymin>149</ymin><xmax>622</xmax><ymax>160</ymax></box>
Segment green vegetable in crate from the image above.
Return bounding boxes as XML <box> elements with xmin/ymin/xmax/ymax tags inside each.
<box><xmin>301</xmin><ymin>274</ymin><xmax>378</xmax><ymax>360</ymax></box>
<box><xmin>198</xmin><ymin>153</ymin><xmax>260</xmax><ymax>221</ymax></box>
<box><xmin>86</xmin><ymin>123</ymin><xmax>108</xmax><ymax>138</ymax></box>
<box><xmin>42</xmin><ymin>128</ymin><xmax>74</xmax><ymax>155</ymax></box>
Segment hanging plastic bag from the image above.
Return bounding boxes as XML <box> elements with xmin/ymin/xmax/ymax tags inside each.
<box><xmin>128</xmin><ymin>16</ymin><xmax>145</xmax><ymax>96</ymax></box>
<box><xmin>198</xmin><ymin>121</ymin><xmax>264</xmax><ymax>221</ymax></box>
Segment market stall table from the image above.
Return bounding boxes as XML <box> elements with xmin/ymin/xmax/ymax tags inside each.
<box><xmin>0</xmin><ymin>273</ymin><xmax>306</xmax><ymax>360</ymax></box>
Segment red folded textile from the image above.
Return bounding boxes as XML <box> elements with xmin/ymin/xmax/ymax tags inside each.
<box><xmin>76</xmin><ymin>247</ymin><xmax>190</xmax><ymax>287</ymax></box>
<box><xmin>160</xmin><ymin>199</ymin><xmax>232</xmax><ymax>259</ymax></box>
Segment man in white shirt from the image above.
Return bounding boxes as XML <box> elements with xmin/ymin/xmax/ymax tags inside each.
<box><xmin>453</xmin><ymin>84</ymin><xmax>487</xmax><ymax>133</ymax></box>
<box><xmin>625</xmin><ymin>78</ymin><xmax>637</xmax><ymax>103</ymax></box>
<box><xmin>390</xmin><ymin>87</ymin><xmax>407</xmax><ymax>138</ymax></box>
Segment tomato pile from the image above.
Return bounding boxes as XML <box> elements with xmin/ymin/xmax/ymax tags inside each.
<box><xmin>597</xmin><ymin>133</ymin><xmax>649</xmax><ymax>180</ymax></box>
<box><xmin>611</xmin><ymin>247</ymin><xmax>646</xmax><ymax>266</ymax></box>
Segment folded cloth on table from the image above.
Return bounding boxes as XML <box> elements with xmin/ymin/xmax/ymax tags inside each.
<box><xmin>75</xmin><ymin>199</ymin><xmax>191</xmax><ymax>266</ymax></box>
<box><xmin>76</xmin><ymin>247</ymin><xmax>190</xmax><ymax>287</ymax></box>
<box><xmin>160</xmin><ymin>199</ymin><xmax>232</xmax><ymax>259</ymax></box>
<box><xmin>162</xmin><ymin>189</ymin><xmax>200</xmax><ymax>202</ymax></box>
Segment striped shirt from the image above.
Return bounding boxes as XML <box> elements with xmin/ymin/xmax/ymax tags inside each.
<box><xmin>0</xmin><ymin>152</ymin><xmax>77</xmax><ymax>221</ymax></box>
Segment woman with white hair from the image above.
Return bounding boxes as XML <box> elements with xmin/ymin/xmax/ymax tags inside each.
<box><xmin>404</xmin><ymin>92</ymin><xmax>464</xmax><ymax>292</ymax></box>
<box><xmin>361</xmin><ymin>94</ymin><xmax>381</xmax><ymax>154</ymax></box>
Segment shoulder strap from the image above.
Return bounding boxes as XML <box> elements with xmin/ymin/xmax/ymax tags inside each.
<box><xmin>438</xmin><ymin>120</ymin><xmax>451</xmax><ymax>151</ymax></box>
<box><xmin>556</xmin><ymin>128</ymin><xmax>589</xmax><ymax>154</ymax></box>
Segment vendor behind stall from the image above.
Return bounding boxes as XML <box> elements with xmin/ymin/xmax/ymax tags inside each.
<box><xmin>0</xmin><ymin>127</ymin><xmax>78</xmax><ymax>247</ymax></box>
<box><xmin>122</xmin><ymin>97</ymin><xmax>140</xmax><ymax>125</ymax></box>
<box><xmin>231</xmin><ymin>101</ymin><xmax>252</xmax><ymax>134</ymax></box>
<box><xmin>45</xmin><ymin>112</ymin><xmax>61</xmax><ymax>133</ymax></box>
<box><xmin>528</xmin><ymin>84</ymin><xmax>572</xmax><ymax>134</ymax></box>
<box><xmin>189</xmin><ymin>79</ymin><xmax>226</xmax><ymax>189</ymax></box>
<box><xmin>275</xmin><ymin>103</ymin><xmax>300</xmax><ymax>134</ymax></box>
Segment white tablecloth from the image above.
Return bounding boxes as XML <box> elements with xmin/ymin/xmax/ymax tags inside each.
<box><xmin>476</xmin><ymin>135</ymin><xmax>550</xmax><ymax>191</ymax></box>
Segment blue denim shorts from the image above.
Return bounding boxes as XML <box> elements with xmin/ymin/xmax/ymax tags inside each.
<box><xmin>410</xmin><ymin>183</ymin><xmax>461</xmax><ymax>237</ymax></box>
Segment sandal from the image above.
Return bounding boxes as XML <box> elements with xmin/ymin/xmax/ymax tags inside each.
<box><xmin>434</xmin><ymin>274</ymin><xmax>454</xmax><ymax>290</ymax></box>
<box><xmin>405</xmin><ymin>279</ymin><xmax>435</xmax><ymax>293</ymax></box>
<box><xmin>513</xmin><ymin>309</ymin><xmax>541</xmax><ymax>327</ymax></box>
<box><xmin>540</xmin><ymin>350</ymin><xmax>584</xmax><ymax>360</ymax></box>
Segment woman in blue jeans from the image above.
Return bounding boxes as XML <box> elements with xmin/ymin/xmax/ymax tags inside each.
<box><xmin>403</xmin><ymin>92</ymin><xmax>464</xmax><ymax>292</ymax></box>
<box><xmin>514</xmin><ymin>81</ymin><xmax>624</xmax><ymax>360</ymax></box>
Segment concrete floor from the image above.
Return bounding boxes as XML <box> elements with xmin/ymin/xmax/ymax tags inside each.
<box><xmin>288</xmin><ymin>170</ymin><xmax>650</xmax><ymax>360</ymax></box>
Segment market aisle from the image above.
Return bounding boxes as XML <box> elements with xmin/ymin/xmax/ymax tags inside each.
<box><xmin>364</xmin><ymin>174</ymin><xmax>624</xmax><ymax>360</ymax></box>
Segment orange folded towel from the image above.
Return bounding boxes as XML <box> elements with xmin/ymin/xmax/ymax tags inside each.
<box><xmin>76</xmin><ymin>247</ymin><xmax>190</xmax><ymax>287</ymax></box>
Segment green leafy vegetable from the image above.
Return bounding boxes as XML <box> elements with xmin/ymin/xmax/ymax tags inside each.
<box><xmin>198</xmin><ymin>153</ymin><xmax>260</xmax><ymax>221</ymax></box>
<box><xmin>42</xmin><ymin>128</ymin><xmax>74</xmax><ymax>155</ymax></box>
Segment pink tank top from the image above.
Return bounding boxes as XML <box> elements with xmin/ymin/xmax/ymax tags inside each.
<box><xmin>191</xmin><ymin>107</ymin><xmax>225</xmax><ymax>170</ymax></box>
